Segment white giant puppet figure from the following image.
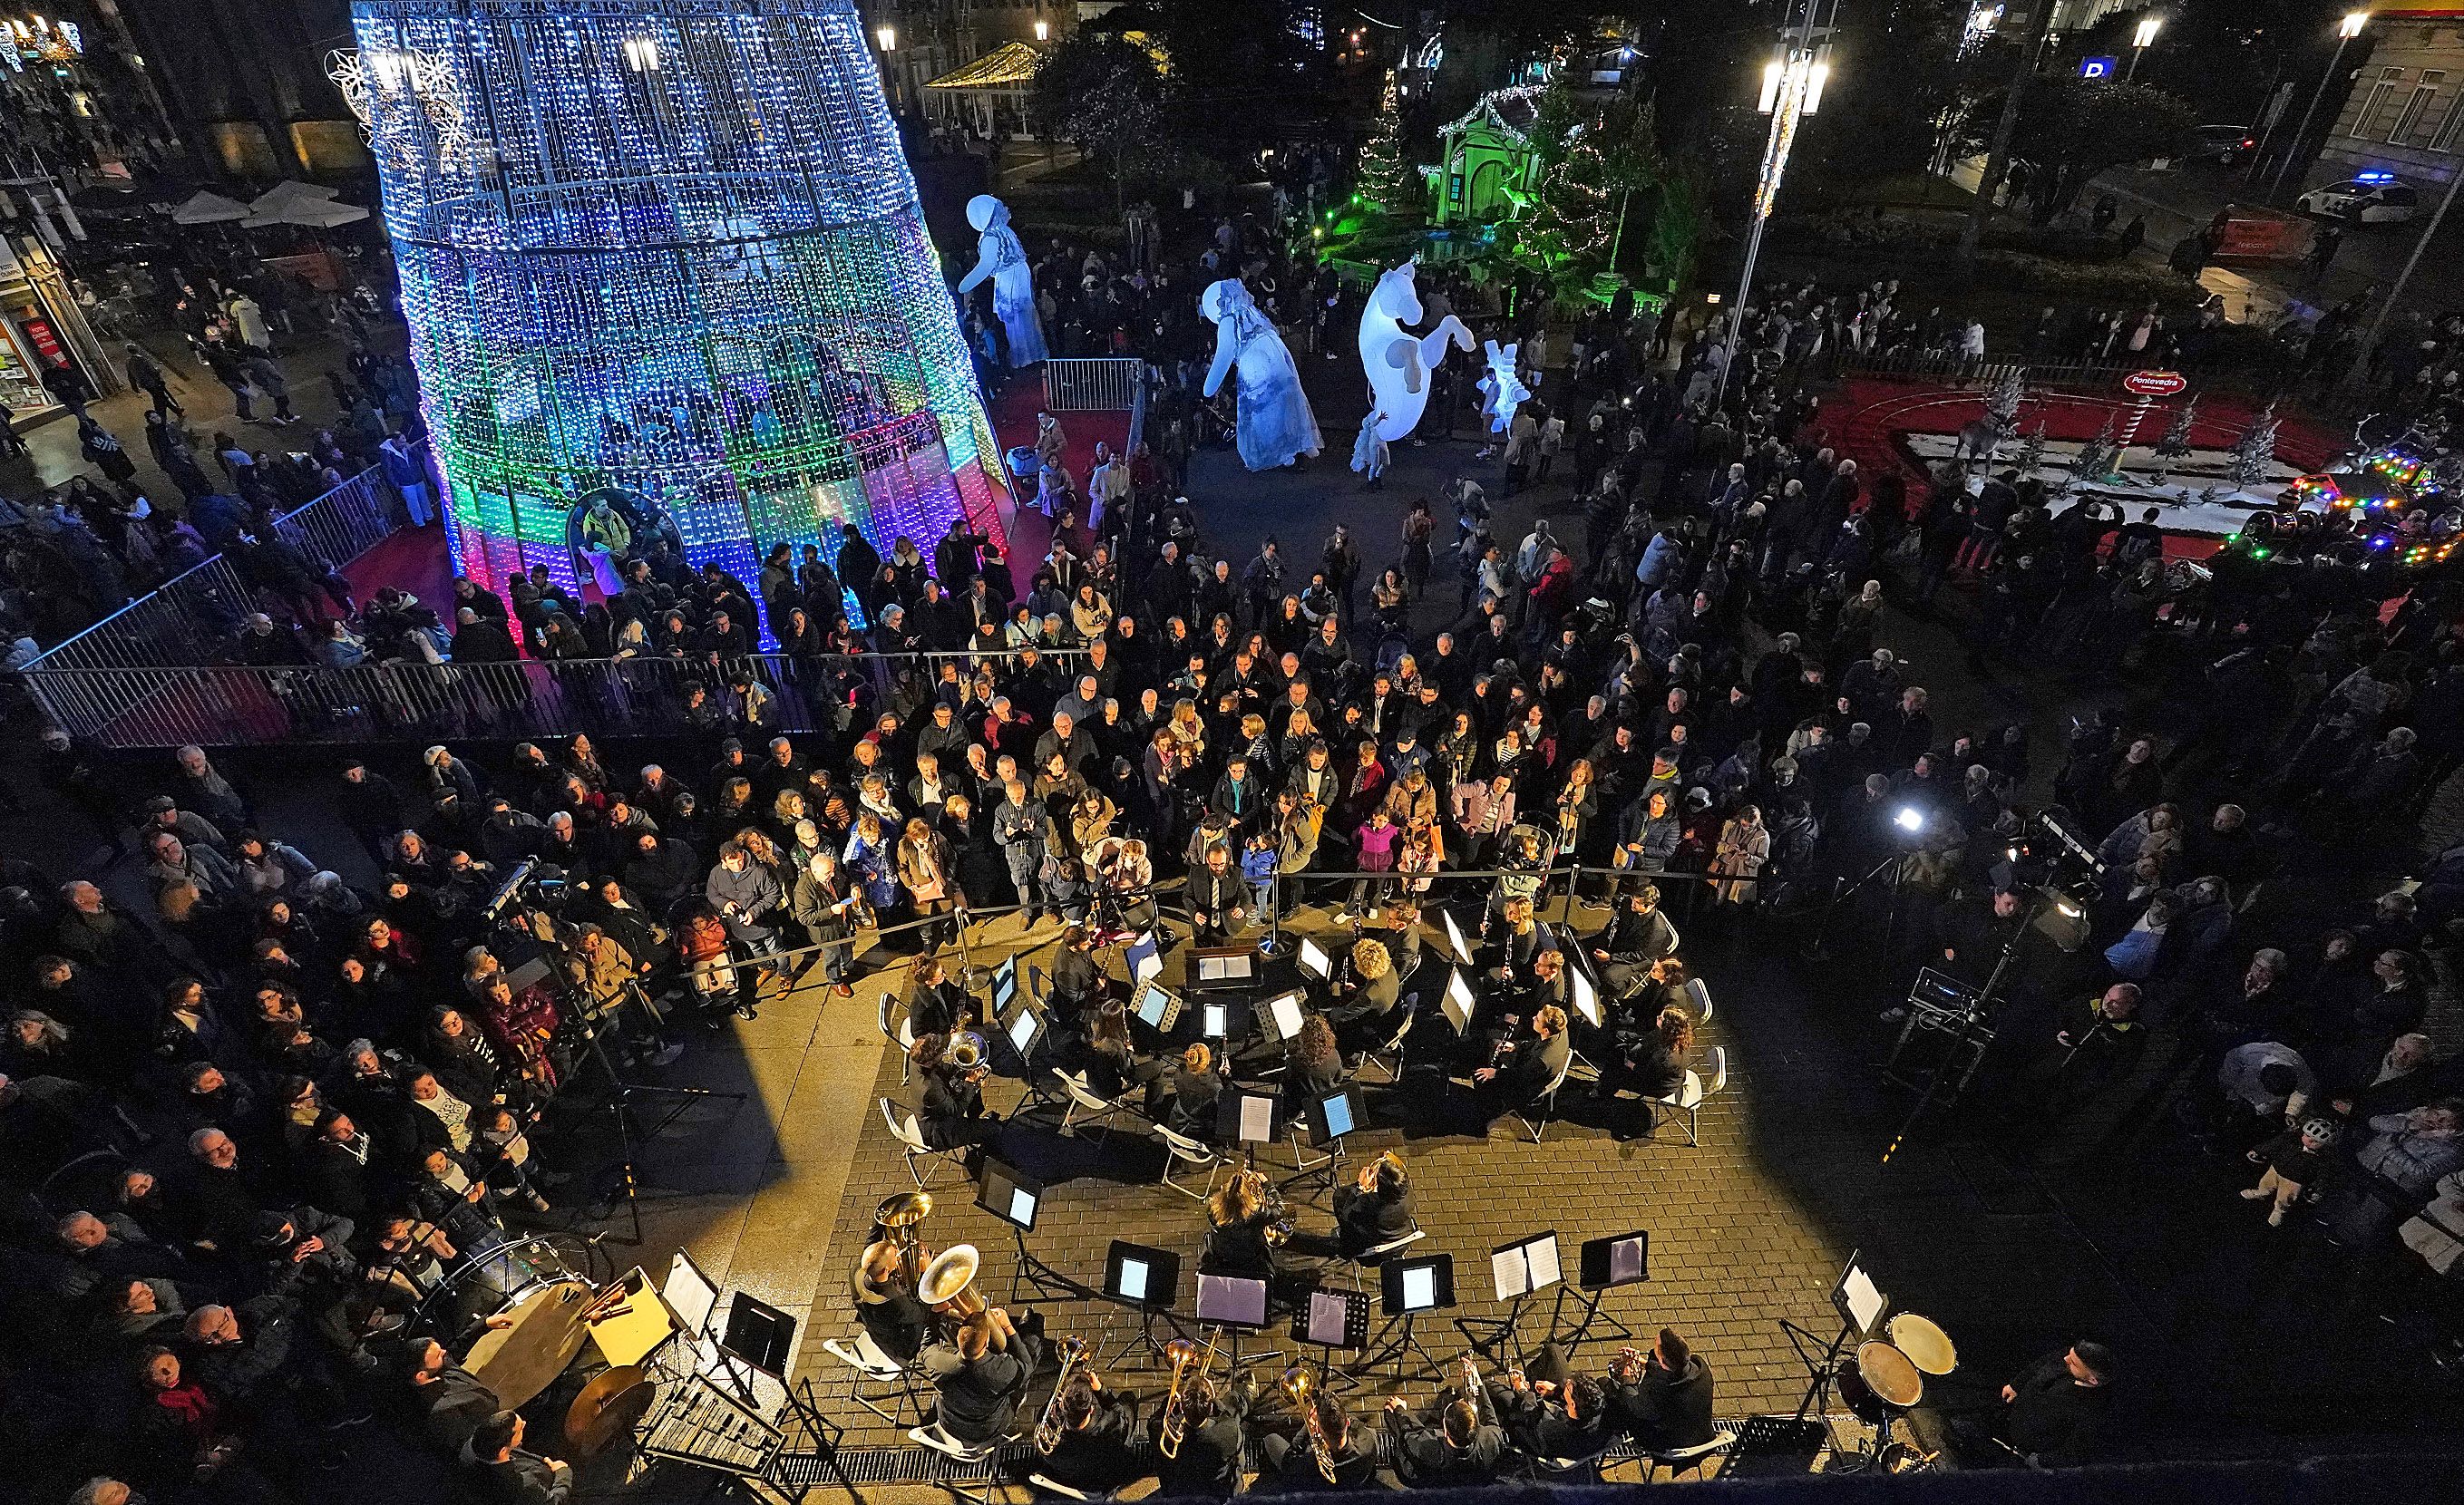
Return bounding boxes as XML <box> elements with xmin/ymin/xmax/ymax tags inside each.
<box><xmin>956</xmin><ymin>194</ymin><xmax>1047</xmax><ymax>367</ymax></box>
<box><xmin>1202</xmin><ymin>277</ymin><xmax>1323</xmax><ymax>471</ymax></box>
<box><xmin>1476</xmin><ymin>339</ymin><xmax>1530</xmax><ymax>435</ymax></box>
<box><xmin>1358</xmin><ymin>259</ymin><xmax>1474</xmax><ymax>443</ymax></box>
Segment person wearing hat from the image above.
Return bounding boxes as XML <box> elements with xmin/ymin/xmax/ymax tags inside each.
<box><xmin>1971</xmin><ymin>1342</ymin><xmax>2115</xmax><ymax>1468</ymax></box>
<box><xmin>141</xmin><ymin>794</ymin><xmax>228</xmax><ymax>853</ymax></box>
<box><xmin>2244</xmin><ymin>1117</ymin><xmax>2341</xmax><ymax>1228</ymax></box>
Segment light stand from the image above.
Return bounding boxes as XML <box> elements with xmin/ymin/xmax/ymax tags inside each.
<box><xmin>1879</xmin><ymin>934</ymin><xmax>2019</xmax><ymax>1166</ymax></box>
<box><xmin>1807</xmin><ymin>847</ymin><xmax>1905</xmax><ymax>965</ymax></box>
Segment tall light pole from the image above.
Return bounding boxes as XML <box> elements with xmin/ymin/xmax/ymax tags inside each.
<box><xmin>2265</xmin><ymin>11</ymin><xmax>2369</xmax><ymax>199</ymax></box>
<box><xmin>1714</xmin><ymin>0</ymin><xmax>1836</xmax><ymax>405</ymax></box>
<box><xmin>2128</xmin><ymin>15</ymin><xmax>2160</xmax><ymax>81</ymax></box>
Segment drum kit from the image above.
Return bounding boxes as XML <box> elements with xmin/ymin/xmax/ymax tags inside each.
<box><xmin>414</xmin><ymin>1234</ymin><xmax>688</xmax><ymax>1458</ymax></box>
<box><xmin>1831</xmin><ymin>1312</ymin><xmax>1956</xmax><ymax>1473</ymax></box>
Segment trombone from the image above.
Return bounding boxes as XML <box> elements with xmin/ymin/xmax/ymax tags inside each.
<box><xmin>1157</xmin><ymin>1337</ymin><xmax>1208</xmax><ymax>1459</ymax></box>
<box><xmin>1281</xmin><ymin>1365</ymin><xmax>1339</xmax><ymax>1483</ymax></box>
<box><xmin>1034</xmin><ymin>1335</ymin><xmax>1092</xmax><ymax>1454</ymax></box>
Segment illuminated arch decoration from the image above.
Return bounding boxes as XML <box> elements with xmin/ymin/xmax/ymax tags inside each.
<box><xmin>345</xmin><ymin>0</ymin><xmax>1008</xmax><ymax>601</ymax></box>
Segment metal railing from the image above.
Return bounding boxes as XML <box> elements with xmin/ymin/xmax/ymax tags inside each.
<box><xmin>23</xmin><ymin>454</ymin><xmax>412</xmax><ymax>680</ymax></box>
<box><xmin>1839</xmin><ymin>351</ymin><xmax>2223</xmax><ymax>390</ymax></box>
<box><xmin>1042</xmin><ymin>356</ymin><xmax>1146</xmax><ymax>413</ymax></box>
<box><xmin>27</xmin><ymin>646</ymin><xmax>1096</xmax><ymax>750</ymax></box>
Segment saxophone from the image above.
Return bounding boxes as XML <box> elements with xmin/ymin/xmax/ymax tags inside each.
<box><xmin>1033</xmin><ymin>1335</ymin><xmax>1091</xmax><ymax>1455</ymax></box>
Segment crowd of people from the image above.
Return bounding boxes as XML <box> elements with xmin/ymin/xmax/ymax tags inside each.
<box><xmin>1</xmin><ymin>259</ymin><xmax>422</xmax><ymax>647</ymax></box>
<box><xmin>6</xmin><ymin>156</ymin><xmax>2464</xmax><ymax>1501</ymax></box>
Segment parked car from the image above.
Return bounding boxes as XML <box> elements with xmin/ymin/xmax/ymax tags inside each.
<box><xmin>2189</xmin><ymin>124</ymin><xmax>2256</xmax><ymax>165</ymax></box>
<box><xmin>2296</xmin><ymin>176</ymin><xmax>2421</xmax><ymax>223</ymax></box>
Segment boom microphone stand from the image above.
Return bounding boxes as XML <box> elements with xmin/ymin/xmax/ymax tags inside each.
<box><xmin>526</xmin><ymin>908</ymin><xmax>748</xmax><ymax>1245</ymax></box>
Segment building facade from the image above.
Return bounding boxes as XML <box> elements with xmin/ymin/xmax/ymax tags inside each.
<box><xmin>2314</xmin><ymin>1</ymin><xmax>2464</xmax><ymax>189</ymax></box>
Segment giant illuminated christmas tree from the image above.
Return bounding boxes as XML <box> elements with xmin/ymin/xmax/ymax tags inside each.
<box><xmin>340</xmin><ymin>0</ymin><xmax>1008</xmax><ymax>597</ymax></box>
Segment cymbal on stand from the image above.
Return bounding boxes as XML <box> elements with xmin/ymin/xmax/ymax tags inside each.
<box><xmin>565</xmin><ymin>1364</ymin><xmax>655</xmax><ymax>1456</ymax></box>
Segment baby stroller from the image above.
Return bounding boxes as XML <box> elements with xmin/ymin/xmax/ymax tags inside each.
<box><xmin>677</xmin><ymin>908</ymin><xmax>740</xmax><ymax>1011</ymax></box>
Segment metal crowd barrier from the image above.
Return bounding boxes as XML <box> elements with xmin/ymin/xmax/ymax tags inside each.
<box><xmin>27</xmin><ymin>646</ymin><xmax>1095</xmax><ymax>749</ymax></box>
<box><xmin>1041</xmin><ymin>356</ymin><xmax>1147</xmax><ymax>413</ymax></box>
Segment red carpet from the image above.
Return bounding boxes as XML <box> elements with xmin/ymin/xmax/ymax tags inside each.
<box><xmin>989</xmin><ymin>383</ymin><xmax>1132</xmax><ymax>570</ymax></box>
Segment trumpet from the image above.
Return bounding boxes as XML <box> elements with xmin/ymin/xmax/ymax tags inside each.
<box><xmin>1281</xmin><ymin>1365</ymin><xmax>1339</xmax><ymax>1483</ymax></box>
<box><xmin>1609</xmin><ymin>1345</ymin><xmax>1643</xmax><ymax>1384</ymax></box>
<box><xmin>1034</xmin><ymin>1335</ymin><xmax>1091</xmax><ymax>1454</ymax></box>
<box><xmin>1158</xmin><ymin>1338</ymin><xmax>1205</xmax><ymax>1459</ymax></box>
<box><xmin>1458</xmin><ymin>1354</ymin><xmax>1484</xmax><ymax>1415</ymax></box>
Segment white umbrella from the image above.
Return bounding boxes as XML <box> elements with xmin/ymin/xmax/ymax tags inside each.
<box><xmin>249</xmin><ymin>180</ymin><xmax>341</xmax><ymax>213</ymax></box>
<box><xmin>170</xmin><ymin>190</ymin><xmax>251</xmax><ymax>225</ymax></box>
<box><xmin>242</xmin><ymin>198</ymin><xmax>370</xmax><ymax>229</ymax></box>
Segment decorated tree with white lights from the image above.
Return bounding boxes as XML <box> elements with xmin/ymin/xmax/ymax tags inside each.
<box><xmin>1356</xmin><ymin>71</ymin><xmax>1415</xmax><ymax>217</ymax></box>
<box><xmin>2230</xmin><ymin>403</ymin><xmax>2280</xmax><ymax>492</ymax></box>
<box><xmin>2154</xmin><ymin>395</ymin><xmax>2197</xmax><ymax>461</ymax></box>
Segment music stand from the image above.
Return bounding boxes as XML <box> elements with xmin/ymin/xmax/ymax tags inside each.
<box><xmin>979</xmin><ymin>1157</ymin><xmax>1081</xmax><ymax>1302</ymax></box>
<box><xmin>1548</xmin><ymin>1230</ymin><xmax>1645</xmax><ymax>1350</ymax></box>
<box><xmin>1782</xmin><ymin>1249</ymin><xmax>1887</xmax><ymax>1422</ymax></box>
<box><xmin>1124</xmin><ymin>932</ymin><xmax>1164</xmax><ymax>989</ymax></box>
<box><xmin>1257</xmin><ymin>988</ymin><xmax>1310</xmax><ymax>1047</ymax></box>
<box><xmin>1439</xmin><ymin>908</ymin><xmax>1475</xmax><ymax>966</ymax></box>
<box><xmin>1281</xmin><ymin>1084</ymin><xmax>1361</xmax><ymax>1190</ymax></box>
<box><xmin>1459</xmin><ymin>1229</ymin><xmax>1560</xmax><ymax>1362</ymax></box>
<box><xmin>712</xmin><ymin>1291</ymin><xmax>798</xmax><ymax>1419</ymax></box>
<box><xmin>1293</xmin><ymin>1286</ymin><xmax>1371</xmax><ymax>1393</ymax></box>
<box><xmin>662</xmin><ymin>1250</ymin><xmax>722</xmax><ymax>1342</ymax></box>
<box><xmin>1352</xmin><ymin>1253</ymin><xmax>1454</xmax><ymax>1381</ymax></box>
<box><xmin>1295</xmin><ymin>936</ymin><xmax>1333</xmax><ymax>986</ymax></box>
<box><xmin>1439</xmin><ymin>967</ymin><xmax>1477</xmax><ymax>1037</ymax></box>
<box><xmin>1101</xmin><ymin>1240</ymin><xmax>1187</xmax><ymax>1369</ymax></box>
<box><xmin>1193</xmin><ymin>1271</ymin><xmax>1276</xmax><ymax>1370</ymax></box>
<box><xmin>1188</xmin><ymin>947</ymin><xmax>1258</xmax><ymax>990</ymax></box>
<box><xmin>990</xmin><ymin>954</ymin><xmax>1019</xmax><ymax>1018</ymax></box>
<box><xmin>1197</xmin><ymin>995</ymin><xmax>1249</xmax><ymax>1044</ymax></box>
<box><xmin>992</xmin><ymin>996</ymin><xmax>1046</xmax><ymax>1080</ymax></box>
<box><xmin>1218</xmin><ymin>1088</ymin><xmax>1281</xmax><ymax>1151</ymax></box>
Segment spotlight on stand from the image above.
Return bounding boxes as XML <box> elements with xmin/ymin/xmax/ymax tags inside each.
<box><xmin>1894</xmin><ymin>806</ymin><xmax>1927</xmax><ymax>835</ymax></box>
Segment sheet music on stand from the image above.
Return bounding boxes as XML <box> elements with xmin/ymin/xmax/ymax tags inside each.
<box><xmin>1489</xmin><ymin>1232</ymin><xmax>1563</xmax><ymax>1300</ymax></box>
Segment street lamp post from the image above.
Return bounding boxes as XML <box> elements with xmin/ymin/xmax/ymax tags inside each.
<box><xmin>2128</xmin><ymin>15</ymin><xmax>2160</xmax><ymax>81</ymax></box>
<box><xmin>2264</xmin><ymin>11</ymin><xmax>2369</xmax><ymax>199</ymax></box>
<box><xmin>1714</xmin><ymin>0</ymin><xmax>1835</xmax><ymax>406</ymax></box>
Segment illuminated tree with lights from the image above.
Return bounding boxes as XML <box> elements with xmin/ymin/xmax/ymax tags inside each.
<box><xmin>2230</xmin><ymin>403</ymin><xmax>2280</xmax><ymax>493</ymax></box>
<box><xmin>1356</xmin><ymin>71</ymin><xmax>1414</xmax><ymax>215</ymax></box>
<box><xmin>1517</xmin><ymin>92</ymin><xmax>1660</xmax><ymax>294</ymax></box>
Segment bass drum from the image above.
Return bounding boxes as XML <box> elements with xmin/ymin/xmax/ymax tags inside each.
<box><xmin>418</xmin><ymin>1234</ymin><xmax>602</xmax><ymax>1412</ymax></box>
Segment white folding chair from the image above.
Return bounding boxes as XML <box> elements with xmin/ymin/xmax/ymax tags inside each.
<box><xmin>1511</xmin><ymin>1048</ymin><xmax>1578</xmax><ymax>1143</ymax></box>
<box><xmin>1025</xmin><ymin>1473</ymin><xmax>1104</xmax><ymax>1500</ymax></box>
<box><xmin>1528</xmin><ymin>1452</ymin><xmax>1604</xmax><ymax>1483</ymax></box>
<box><xmin>881</xmin><ymin>1097</ymin><xmax>967</xmax><ymax>1189</ymax></box>
<box><xmin>1155</xmin><ymin>1124</ymin><xmax>1222</xmax><ymax>1201</ymax></box>
<box><xmin>1360</xmin><ymin>1001</ymin><xmax>1417</xmax><ymax>1083</ymax></box>
<box><xmin>881</xmin><ymin>992</ymin><xmax>916</xmax><ymax>1084</ymax></box>
<box><xmin>1051</xmin><ymin>1069</ymin><xmax>1140</xmax><ymax>1144</ymax></box>
<box><xmin>1641</xmin><ymin>1428</ymin><xmax>1738</xmax><ymax>1481</ymax></box>
<box><xmin>821</xmin><ymin>1326</ymin><xmax>922</xmax><ymax>1423</ymax></box>
<box><xmin>1650</xmin><ymin>1045</ymin><xmax>1727</xmax><ymax>1147</ymax></box>
<box><xmin>907</xmin><ymin>1422</ymin><xmax>1012</xmax><ymax>1504</ymax></box>
<box><xmin>1683</xmin><ymin>976</ymin><xmax>1714</xmax><ymax>1025</ymax></box>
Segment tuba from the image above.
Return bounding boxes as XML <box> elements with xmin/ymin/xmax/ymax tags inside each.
<box><xmin>875</xmin><ymin>1190</ymin><xmax>934</xmax><ymax>1287</ymax></box>
<box><xmin>1034</xmin><ymin>1335</ymin><xmax>1091</xmax><ymax>1454</ymax></box>
<box><xmin>918</xmin><ymin>1243</ymin><xmax>987</xmax><ymax>1325</ymax></box>
<box><xmin>1157</xmin><ymin>1338</ymin><xmax>1205</xmax><ymax>1459</ymax></box>
<box><xmin>1282</xmin><ymin>1366</ymin><xmax>1339</xmax><ymax>1483</ymax></box>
